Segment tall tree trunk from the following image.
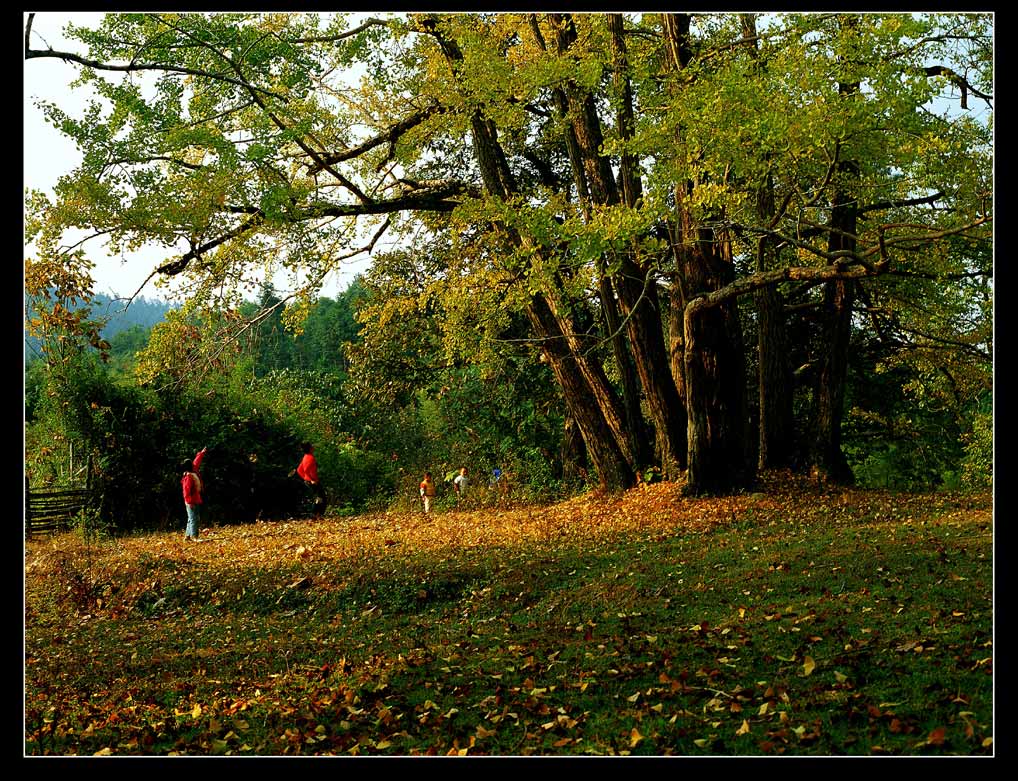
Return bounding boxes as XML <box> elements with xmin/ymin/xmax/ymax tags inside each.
<box><xmin>662</xmin><ymin>13</ymin><xmax>752</xmax><ymax>494</ymax></box>
<box><xmin>756</xmin><ymin>280</ymin><xmax>794</xmax><ymax>469</ymax></box>
<box><xmin>421</xmin><ymin>14</ymin><xmax>635</xmax><ymax>490</ymax></box>
<box><xmin>738</xmin><ymin>13</ymin><xmax>796</xmax><ymax>471</ymax></box>
<box><xmin>812</xmin><ymin>37</ymin><xmax>860</xmax><ymax>486</ymax></box>
<box><xmin>612</xmin><ymin>260</ymin><xmax>687</xmax><ymax>476</ymax></box>
<box><xmin>681</xmin><ymin>252</ymin><xmax>753</xmax><ymax>495</ymax></box>
<box><xmin>527</xmin><ymin>296</ymin><xmax>635</xmax><ymax>490</ymax></box>
<box><xmin>599</xmin><ymin>276</ymin><xmax>655</xmax><ymax>468</ymax></box>
<box><xmin>549</xmin><ymin>12</ymin><xmax>689</xmax><ymax>477</ymax></box>
<box><xmin>608</xmin><ymin>13</ymin><xmax>642</xmax><ymax>207</ymax></box>
<box><xmin>812</xmin><ymin>190</ymin><xmax>857</xmax><ymax>485</ymax></box>
<box><xmin>813</xmin><ymin>281</ymin><xmax>855</xmax><ymax>484</ymax></box>
<box><xmin>754</xmin><ymin>185</ymin><xmax>795</xmax><ymax>470</ymax></box>
<box><xmin>540</xmin><ymin>283</ymin><xmax>639</xmax><ymax>469</ymax></box>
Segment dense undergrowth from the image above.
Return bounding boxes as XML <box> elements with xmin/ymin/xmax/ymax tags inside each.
<box><xmin>24</xmin><ymin>474</ymin><xmax>993</xmax><ymax>757</ymax></box>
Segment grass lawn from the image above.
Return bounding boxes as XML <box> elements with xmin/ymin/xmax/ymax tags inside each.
<box><xmin>24</xmin><ymin>474</ymin><xmax>993</xmax><ymax>756</ymax></box>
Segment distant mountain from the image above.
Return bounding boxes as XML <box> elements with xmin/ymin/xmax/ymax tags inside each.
<box><xmin>89</xmin><ymin>293</ymin><xmax>178</xmax><ymax>339</ymax></box>
<box><xmin>24</xmin><ymin>291</ymin><xmax>178</xmax><ymax>360</ymax></box>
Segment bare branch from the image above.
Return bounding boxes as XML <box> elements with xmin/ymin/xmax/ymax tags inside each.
<box><xmin>289</xmin><ymin>17</ymin><xmax>390</xmax><ymax>44</ymax></box>
<box><xmin>922</xmin><ymin>65</ymin><xmax>992</xmax><ymax>108</ymax></box>
<box><xmin>307</xmin><ymin>103</ymin><xmax>444</xmax><ymax>174</ymax></box>
<box><xmin>858</xmin><ymin>191</ymin><xmax>945</xmax><ymax>216</ymax></box>
<box><xmin>156</xmin><ymin>212</ymin><xmax>265</xmax><ymax>276</ymax></box>
<box><xmin>891</xmin><ymin>324</ymin><xmax>991</xmax><ymax>361</ymax></box>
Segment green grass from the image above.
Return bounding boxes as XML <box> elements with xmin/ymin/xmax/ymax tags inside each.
<box><xmin>24</xmin><ymin>479</ymin><xmax>993</xmax><ymax>756</ymax></box>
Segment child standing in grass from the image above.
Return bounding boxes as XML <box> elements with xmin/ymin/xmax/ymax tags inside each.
<box><xmin>181</xmin><ymin>446</ymin><xmax>207</xmax><ymax>542</ymax></box>
<box><xmin>453</xmin><ymin>467</ymin><xmax>468</xmax><ymax>503</ymax></box>
<box><xmin>419</xmin><ymin>471</ymin><xmax>436</xmax><ymax>514</ymax></box>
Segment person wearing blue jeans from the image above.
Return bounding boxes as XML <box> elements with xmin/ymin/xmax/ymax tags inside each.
<box><xmin>180</xmin><ymin>450</ymin><xmax>206</xmax><ymax>541</ymax></box>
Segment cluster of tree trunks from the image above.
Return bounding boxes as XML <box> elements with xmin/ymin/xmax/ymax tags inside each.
<box><xmin>418</xmin><ymin>11</ymin><xmax>864</xmax><ymax>495</ymax></box>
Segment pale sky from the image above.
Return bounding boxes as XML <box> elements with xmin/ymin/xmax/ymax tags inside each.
<box><xmin>23</xmin><ymin>11</ymin><xmax>373</xmax><ymax>302</ymax></box>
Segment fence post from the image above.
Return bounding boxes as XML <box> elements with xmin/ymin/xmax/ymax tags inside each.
<box><xmin>25</xmin><ymin>475</ymin><xmax>32</xmax><ymax>541</ymax></box>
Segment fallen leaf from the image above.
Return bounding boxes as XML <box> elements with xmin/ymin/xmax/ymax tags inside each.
<box><xmin>736</xmin><ymin>720</ymin><xmax>751</xmax><ymax>735</ymax></box>
<box><xmin>803</xmin><ymin>656</ymin><xmax>816</xmax><ymax>676</ymax></box>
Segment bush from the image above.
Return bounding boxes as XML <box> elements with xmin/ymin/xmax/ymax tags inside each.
<box><xmin>960</xmin><ymin>399</ymin><xmax>993</xmax><ymax>489</ymax></box>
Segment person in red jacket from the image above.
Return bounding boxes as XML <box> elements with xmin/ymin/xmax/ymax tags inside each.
<box><xmin>181</xmin><ymin>446</ymin><xmax>207</xmax><ymax>541</ymax></box>
<box><xmin>296</xmin><ymin>442</ymin><xmax>327</xmax><ymax>518</ymax></box>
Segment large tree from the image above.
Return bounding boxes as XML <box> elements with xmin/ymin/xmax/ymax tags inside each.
<box><xmin>26</xmin><ymin>12</ymin><xmax>992</xmax><ymax>495</ymax></box>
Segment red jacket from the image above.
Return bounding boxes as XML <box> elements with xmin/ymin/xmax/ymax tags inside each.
<box><xmin>297</xmin><ymin>453</ymin><xmax>319</xmax><ymax>484</ymax></box>
<box><xmin>182</xmin><ymin>472</ymin><xmax>203</xmax><ymax>505</ymax></box>
<box><xmin>182</xmin><ymin>449</ymin><xmax>206</xmax><ymax>505</ymax></box>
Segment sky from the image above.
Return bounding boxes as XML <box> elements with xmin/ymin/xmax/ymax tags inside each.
<box><xmin>23</xmin><ymin>11</ymin><xmax>375</xmax><ymax>303</ymax></box>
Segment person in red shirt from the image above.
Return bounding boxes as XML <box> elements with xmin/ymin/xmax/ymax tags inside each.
<box><xmin>296</xmin><ymin>442</ymin><xmax>327</xmax><ymax>518</ymax></box>
<box><xmin>181</xmin><ymin>446</ymin><xmax>207</xmax><ymax>541</ymax></box>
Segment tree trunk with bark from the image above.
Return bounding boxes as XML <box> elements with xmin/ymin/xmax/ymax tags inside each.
<box><xmin>559</xmin><ymin>414</ymin><xmax>588</xmax><ymax>485</ymax></box>
<box><xmin>682</xmin><ymin>260</ymin><xmax>753</xmax><ymax>495</ymax></box>
<box><xmin>753</xmin><ymin>185</ymin><xmax>795</xmax><ymax>470</ymax></box>
<box><xmin>423</xmin><ymin>14</ymin><xmax>635</xmax><ymax>490</ymax></box>
<box><xmin>756</xmin><ymin>279</ymin><xmax>795</xmax><ymax>469</ymax></box>
<box><xmin>527</xmin><ymin>296</ymin><xmax>635</xmax><ymax>490</ymax></box>
<box><xmin>599</xmin><ymin>276</ymin><xmax>655</xmax><ymax>468</ymax></box>
<box><xmin>661</xmin><ymin>13</ymin><xmax>752</xmax><ymax>494</ymax></box>
<box><xmin>612</xmin><ymin>260</ymin><xmax>688</xmax><ymax>476</ymax></box>
<box><xmin>541</xmin><ymin>283</ymin><xmax>639</xmax><ymax>469</ymax></box>
<box><xmin>812</xmin><ymin>187</ymin><xmax>857</xmax><ymax>485</ymax></box>
<box><xmin>811</xmin><ymin>58</ymin><xmax>861</xmax><ymax>486</ymax></box>
<box><xmin>550</xmin><ymin>12</ymin><xmax>689</xmax><ymax>477</ymax></box>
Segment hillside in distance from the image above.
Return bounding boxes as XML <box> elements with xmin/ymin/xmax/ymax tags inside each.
<box><xmin>24</xmin><ymin>291</ymin><xmax>178</xmax><ymax>359</ymax></box>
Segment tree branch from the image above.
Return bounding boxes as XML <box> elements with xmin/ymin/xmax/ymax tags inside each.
<box><xmin>288</xmin><ymin>17</ymin><xmax>390</xmax><ymax>44</ymax></box>
<box><xmin>25</xmin><ymin>35</ymin><xmax>289</xmax><ymax>102</ymax></box>
<box><xmin>156</xmin><ymin>212</ymin><xmax>265</xmax><ymax>276</ymax></box>
<box><xmin>858</xmin><ymin>191</ymin><xmax>945</xmax><ymax>216</ymax></box>
<box><xmin>307</xmin><ymin>103</ymin><xmax>445</xmax><ymax>174</ymax></box>
<box><xmin>891</xmin><ymin>324</ymin><xmax>991</xmax><ymax>361</ymax></box>
<box><xmin>686</xmin><ymin>263</ymin><xmax>881</xmax><ymax>320</ymax></box>
<box><xmin>155</xmin><ymin>179</ymin><xmax>478</xmax><ymax>277</ymax></box>
<box><xmin>922</xmin><ymin>65</ymin><xmax>992</xmax><ymax>109</ymax></box>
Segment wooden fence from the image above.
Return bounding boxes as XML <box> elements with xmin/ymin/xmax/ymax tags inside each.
<box><xmin>25</xmin><ymin>475</ymin><xmax>92</xmax><ymax>539</ymax></box>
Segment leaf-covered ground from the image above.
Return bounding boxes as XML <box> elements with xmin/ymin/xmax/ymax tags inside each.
<box><xmin>24</xmin><ymin>474</ymin><xmax>993</xmax><ymax>756</ymax></box>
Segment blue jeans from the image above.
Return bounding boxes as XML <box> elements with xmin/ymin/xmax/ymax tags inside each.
<box><xmin>185</xmin><ymin>503</ymin><xmax>200</xmax><ymax>537</ymax></box>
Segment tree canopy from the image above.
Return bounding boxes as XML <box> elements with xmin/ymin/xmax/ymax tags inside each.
<box><xmin>25</xmin><ymin>12</ymin><xmax>992</xmax><ymax>500</ymax></box>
